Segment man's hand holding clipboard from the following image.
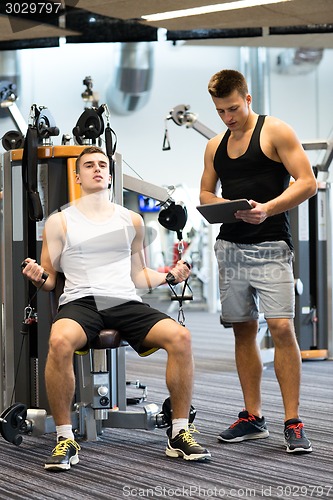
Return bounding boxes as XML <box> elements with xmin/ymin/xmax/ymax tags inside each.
<box><xmin>196</xmin><ymin>199</ymin><xmax>253</xmax><ymax>224</ymax></box>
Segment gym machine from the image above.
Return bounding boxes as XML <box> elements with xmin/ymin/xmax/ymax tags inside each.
<box><xmin>0</xmin><ymin>97</ymin><xmax>193</xmax><ymax>446</ymax></box>
<box><xmin>0</xmin><ymin>80</ymin><xmax>26</xmax><ymax>150</ymax></box>
<box><xmin>164</xmin><ymin>104</ymin><xmax>332</xmax><ymax>360</ymax></box>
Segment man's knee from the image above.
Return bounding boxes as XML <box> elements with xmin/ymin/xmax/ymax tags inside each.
<box><xmin>166</xmin><ymin>324</ymin><xmax>192</xmax><ymax>353</ymax></box>
<box><xmin>48</xmin><ymin>332</ymin><xmax>73</xmax><ymax>360</ymax></box>
<box><xmin>266</xmin><ymin>318</ymin><xmax>296</xmax><ymax>345</ymax></box>
<box><xmin>49</xmin><ymin>319</ymin><xmax>86</xmax><ymax>357</ymax></box>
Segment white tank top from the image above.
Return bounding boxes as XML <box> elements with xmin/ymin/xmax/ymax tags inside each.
<box><xmin>58</xmin><ymin>204</ymin><xmax>142</xmax><ymax>309</ymax></box>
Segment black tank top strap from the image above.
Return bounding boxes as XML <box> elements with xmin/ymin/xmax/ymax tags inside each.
<box><xmin>252</xmin><ymin>115</ymin><xmax>265</xmax><ymax>145</ymax></box>
<box><xmin>247</xmin><ymin>115</ymin><xmax>266</xmax><ymax>158</ymax></box>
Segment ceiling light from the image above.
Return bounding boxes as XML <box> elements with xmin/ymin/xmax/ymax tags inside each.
<box><xmin>141</xmin><ymin>0</ymin><xmax>292</xmax><ymax>22</ymax></box>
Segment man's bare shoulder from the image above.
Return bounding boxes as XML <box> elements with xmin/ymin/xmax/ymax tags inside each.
<box><xmin>263</xmin><ymin>116</ymin><xmax>301</xmax><ymax>151</ymax></box>
<box><xmin>45</xmin><ymin>210</ymin><xmax>62</xmax><ymax>224</ymax></box>
<box><xmin>205</xmin><ymin>131</ymin><xmax>226</xmax><ymax>155</ymax></box>
<box><xmin>44</xmin><ymin>210</ymin><xmax>66</xmax><ymax>235</ymax></box>
<box><xmin>208</xmin><ymin>131</ymin><xmax>225</xmax><ymax>145</ymax></box>
<box><xmin>264</xmin><ymin>115</ymin><xmax>295</xmax><ymax>135</ymax></box>
<box><xmin>129</xmin><ymin>210</ymin><xmax>143</xmax><ymax>226</ymax></box>
<box><xmin>128</xmin><ymin>209</ymin><xmax>144</xmax><ymax>226</ymax></box>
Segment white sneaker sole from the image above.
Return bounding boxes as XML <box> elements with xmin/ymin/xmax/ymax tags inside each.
<box><xmin>285</xmin><ymin>440</ymin><xmax>312</xmax><ymax>453</ymax></box>
<box><xmin>44</xmin><ymin>454</ymin><xmax>79</xmax><ymax>471</ymax></box>
<box><xmin>165</xmin><ymin>447</ymin><xmax>211</xmax><ymax>461</ymax></box>
<box><xmin>218</xmin><ymin>430</ymin><xmax>270</xmax><ymax>443</ymax></box>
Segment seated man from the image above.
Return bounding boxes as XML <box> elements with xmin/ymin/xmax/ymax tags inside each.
<box><xmin>22</xmin><ymin>146</ymin><xmax>211</xmax><ymax>471</ymax></box>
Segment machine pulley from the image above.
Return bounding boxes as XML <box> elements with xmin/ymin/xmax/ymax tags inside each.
<box><xmin>2</xmin><ymin>130</ymin><xmax>25</xmax><ymax>150</ymax></box>
<box><xmin>158</xmin><ymin>200</ymin><xmax>188</xmax><ymax>241</ymax></box>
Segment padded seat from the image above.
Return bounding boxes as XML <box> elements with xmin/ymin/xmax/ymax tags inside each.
<box><xmin>89</xmin><ymin>329</ymin><xmax>128</xmax><ymax>350</ymax></box>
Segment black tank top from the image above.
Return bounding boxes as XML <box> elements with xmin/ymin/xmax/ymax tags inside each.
<box><xmin>213</xmin><ymin>115</ymin><xmax>293</xmax><ymax>249</ymax></box>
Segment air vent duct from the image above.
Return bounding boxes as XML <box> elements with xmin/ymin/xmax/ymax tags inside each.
<box><xmin>106</xmin><ymin>42</ymin><xmax>154</xmax><ymax>115</ymax></box>
<box><xmin>276</xmin><ymin>48</ymin><xmax>324</xmax><ymax>75</ymax></box>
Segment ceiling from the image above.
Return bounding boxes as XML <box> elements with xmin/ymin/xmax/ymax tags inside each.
<box><xmin>0</xmin><ymin>0</ymin><xmax>333</xmax><ymax>50</ymax></box>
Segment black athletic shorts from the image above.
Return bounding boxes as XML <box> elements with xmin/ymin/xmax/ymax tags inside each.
<box><xmin>53</xmin><ymin>296</ymin><xmax>171</xmax><ymax>356</ymax></box>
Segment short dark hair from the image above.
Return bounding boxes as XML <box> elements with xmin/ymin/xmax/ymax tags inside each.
<box><xmin>208</xmin><ymin>69</ymin><xmax>248</xmax><ymax>99</ymax></box>
<box><xmin>75</xmin><ymin>146</ymin><xmax>108</xmax><ymax>173</ymax></box>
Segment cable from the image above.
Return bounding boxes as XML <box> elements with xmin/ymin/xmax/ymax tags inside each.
<box><xmin>10</xmin><ymin>337</ymin><xmax>26</xmax><ymax>406</ymax></box>
<box><xmin>122</xmin><ymin>159</ymin><xmax>144</xmax><ymax>180</ymax></box>
<box><xmin>166</xmin><ymin>277</ymin><xmax>193</xmax><ymax>326</ymax></box>
<box><xmin>11</xmin><ymin>274</ymin><xmax>48</xmax><ymax>405</ymax></box>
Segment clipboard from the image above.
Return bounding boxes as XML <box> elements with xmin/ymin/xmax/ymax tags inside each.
<box><xmin>196</xmin><ymin>199</ymin><xmax>252</xmax><ymax>224</ymax></box>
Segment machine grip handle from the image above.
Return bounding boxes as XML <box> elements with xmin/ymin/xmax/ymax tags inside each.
<box><xmin>166</xmin><ymin>261</ymin><xmax>190</xmax><ymax>285</ymax></box>
<box><xmin>21</xmin><ymin>260</ymin><xmax>48</xmax><ymax>281</ymax></box>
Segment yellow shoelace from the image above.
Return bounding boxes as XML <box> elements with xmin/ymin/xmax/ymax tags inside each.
<box><xmin>52</xmin><ymin>439</ymin><xmax>81</xmax><ymax>456</ymax></box>
<box><xmin>180</xmin><ymin>425</ymin><xmax>201</xmax><ymax>447</ymax></box>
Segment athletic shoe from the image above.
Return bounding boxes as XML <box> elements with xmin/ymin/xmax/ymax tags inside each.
<box><xmin>165</xmin><ymin>426</ymin><xmax>211</xmax><ymax>461</ymax></box>
<box><xmin>218</xmin><ymin>410</ymin><xmax>269</xmax><ymax>442</ymax></box>
<box><xmin>284</xmin><ymin>419</ymin><xmax>312</xmax><ymax>453</ymax></box>
<box><xmin>44</xmin><ymin>437</ymin><xmax>81</xmax><ymax>471</ymax></box>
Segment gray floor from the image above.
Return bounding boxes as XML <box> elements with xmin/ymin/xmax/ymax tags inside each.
<box><xmin>0</xmin><ymin>300</ymin><xmax>332</xmax><ymax>500</ymax></box>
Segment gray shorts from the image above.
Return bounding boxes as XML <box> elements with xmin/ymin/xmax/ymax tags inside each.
<box><xmin>214</xmin><ymin>239</ymin><xmax>295</xmax><ymax>323</ymax></box>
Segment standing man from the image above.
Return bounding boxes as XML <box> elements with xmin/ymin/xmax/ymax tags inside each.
<box><xmin>200</xmin><ymin>69</ymin><xmax>317</xmax><ymax>453</ymax></box>
<box><xmin>22</xmin><ymin>146</ymin><xmax>210</xmax><ymax>471</ymax></box>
